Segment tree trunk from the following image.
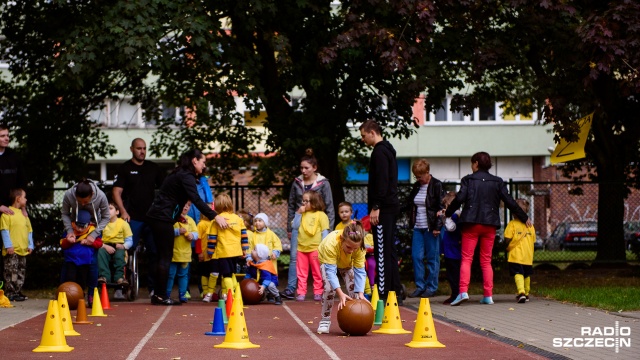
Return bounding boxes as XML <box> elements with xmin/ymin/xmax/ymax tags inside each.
<box><xmin>593</xmin><ymin>161</ymin><xmax>627</xmax><ymax>264</ymax></box>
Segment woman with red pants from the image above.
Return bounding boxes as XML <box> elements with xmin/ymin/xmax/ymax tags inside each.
<box><xmin>445</xmin><ymin>152</ymin><xmax>531</xmax><ymax>306</ymax></box>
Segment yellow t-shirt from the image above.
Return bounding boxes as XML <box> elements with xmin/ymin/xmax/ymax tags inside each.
<box><xmin>318</xmin><ymin>230</ymin><xmax>366</xmax><ymax>269</ymax></box>
<box><xmin>297</xmin><ymin>211</ymin><xmax>329</xmax><ymax>253</ymax></box>
<box><xmin>102</xmin><ymin>218</ymin><xmax>133</xmax><ymax>245</ymax></box>
<box><xmin>1</xmin><ymin>207</ymin><xmax>32</xmax><ymax>256</ymax></box>
<box><xmin>504</xmin><ymin>219</ymin><xmax>536</xmax><ymax>265</ymax></box>
<box><xmin>173</xmin><ymin>215</ymin><xmax>197</xmax><ymax>263</ymax></box>
<box><xmin>208</xmin><ymin>212</ymin><xmax>248</xmax><ymax>258</ymax></box>
<box><xmin>335</xmin><ymin>221</ymin><xmax>350</xmax><ymax>231</ymax></box>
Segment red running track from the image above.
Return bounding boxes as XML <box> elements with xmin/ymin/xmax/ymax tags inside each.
<box><xmin>1</xmin><ymin>299</ymin><xmax>546</xmax><ymax>360</ymax></box>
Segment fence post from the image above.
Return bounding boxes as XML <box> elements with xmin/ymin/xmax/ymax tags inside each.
<box><xmin>234</xmin><ymin>182</ymin><xmax>239</xmax><ymax>211</ymax></box>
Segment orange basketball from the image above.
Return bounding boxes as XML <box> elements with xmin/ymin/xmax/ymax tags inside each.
<box><xmin>57</xmin><ymin>282</ymin><xmax>84</xmax><ymax>310</ymax></box>
<box><xmin>240</xmin><ymin>278</ymin><xmax>263</xmax><ymax>305</ymax></box>
<box><xmin>337</xmin><ymin>299</ymin><xmax>374</xmax><ymax>335</ymax></box>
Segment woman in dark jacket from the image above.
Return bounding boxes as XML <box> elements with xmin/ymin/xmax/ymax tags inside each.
<box><xmin>146</xmin><ymin>149</ymin><xmax>228</xmax><ymax>305</ymax></box>
<box><xmin>403</xmin><ymin>159</ymin><xmax>444</xmax><ymax>298</ymax></box>
<box><xmin>445</xmin><ymin>152</ymin><xmax>531</xmax><ymax>306</ymax></box>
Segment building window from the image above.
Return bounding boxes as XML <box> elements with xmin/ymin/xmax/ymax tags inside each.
<box><xmin>479</xmin><ymin>102</ymin><xmax>496</xmax><ymax>121</ymax></box>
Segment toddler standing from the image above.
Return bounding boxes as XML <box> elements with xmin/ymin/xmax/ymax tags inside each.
<box><xmin>167</xmin><ymin>201</ymin><xmax>198</xmax><ymax>303</ymax></box>
<box><xmin>504</xmin><ymin>198</ymin><xmax>536</xmax><ymax>303</ymax></box>
<box><xmin>207</xmin><ymin>194</ymin><xmax>248</xmax><ymax>299</ymax></box>
<box><xmin>316</xmin><ymin>221</ymin><xmax>368</xmax><ymax>334</ymax></box>
<box><xmin>1</xmin><ymin>189</ymin><xmax>33</xmax><ymax>301</ymax></box>
<box><xmin>293</xmin><ymin>190</ymin><xmax>329</xmax><ymax>301</ymax></box>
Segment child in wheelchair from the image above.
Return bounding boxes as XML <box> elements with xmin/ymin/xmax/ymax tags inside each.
<box><xmin>97</xmin><ymin>202</ymin><xmax>133</xmax><ymax>300</ymax></box>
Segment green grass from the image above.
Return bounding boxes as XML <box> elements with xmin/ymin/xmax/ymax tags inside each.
<box><xmin>534</xmin><ymin>286</ymin><xmax>640</xmax><ymax>312</ymax></box>
<box><xmin>533</xmin><ymin>250</ymin><xmax>638</xmax><ymax>262</ymax></box>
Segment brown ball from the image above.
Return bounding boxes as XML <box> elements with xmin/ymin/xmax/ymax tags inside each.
<box><xmin>337</xmin><ymin>299</ymin><xmax>375</xmax><ymax>336</ymax></box>
<box><xmin>240</xmin><ymin>278</ymin><xmax>263</xmax><ymax>305</ymax></box>
<box><xmin>56</xmin><ymin>282</ymin><xmax>84</xmax><ymax>310</ymax></box>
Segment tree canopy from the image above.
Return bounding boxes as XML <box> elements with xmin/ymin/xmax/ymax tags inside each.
<box><xmin>1</xmin><ymin>0</ymin><xmax>639</xmax><ymax>262</ymax></box>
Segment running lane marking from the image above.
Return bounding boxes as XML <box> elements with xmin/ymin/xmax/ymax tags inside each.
<box><xmin>282</xmin><ymin>303</ymin><xmax>340</xmax><ymax>360</ymax></box>
<box><xmin>126</xmin><ymin>306</ymin><xmax>172</xmax><ymax>360</ymax></box>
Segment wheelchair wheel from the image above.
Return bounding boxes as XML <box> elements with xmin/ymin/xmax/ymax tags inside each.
<box><xmin>126</xmin><ymin>247</ymin><xmax>140</xmax><ymax>301</ymax></box>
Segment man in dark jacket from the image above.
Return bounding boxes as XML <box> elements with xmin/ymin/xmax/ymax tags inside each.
<box><xmin>359</xmin><ymin>120</ymin><xmax>403</xmax><ymax>304</ymax></box>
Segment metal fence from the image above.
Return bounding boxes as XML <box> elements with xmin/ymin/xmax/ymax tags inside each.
<box><xmin>31</xmin><ymin>180</ymin><xmax>640</xmax><ymax>267</ymax></box>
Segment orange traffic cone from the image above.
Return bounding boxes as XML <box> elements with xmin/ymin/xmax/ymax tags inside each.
<box><xmin>57</xmin><ymin>292</ymin><xmax>80</xmax><ymax>336</ymax></box>
<box><xmin>88</xmin><ymin>288</ymin><xmax>107</xmax><ymax>317</ymax></box>
<box><xmin>406</xmin><ymin>298</ymin><xmax>446</xmax><ymax>348</ymax></box>
<box><xmin>372</xmin><ymin>291</ymin><xmax>411</xmax><ymax>334</ymax></box>
<box><xmin>73</xmin><ymin>299</ymin><xmax>93</xmax><ymax>325</ymax></box>
<box><xmin>225</xmin><ymin>288</ymin><xmax>233</xmax><ymax>319</ymax></box>
<box><xmin>214</xmin><ymin>290</ymin><xmax>259</xmax><ymax>349</ymax></box>
<box><xmin>33</xmin><ymin>300</ymin><xmax>74</xmax><ymax>352</ymax></box>
<box><xmin>99</xmin><ymin>283</ymin><xmax>111</xmax><ymax>310</ymax></box>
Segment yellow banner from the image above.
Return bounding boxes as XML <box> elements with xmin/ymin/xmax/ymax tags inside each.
<box><xmin>550</xmin><ymin>113</ymin><xmax>593</xmax><ymax>164</ymax></box>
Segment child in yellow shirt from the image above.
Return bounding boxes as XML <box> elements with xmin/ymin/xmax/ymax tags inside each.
<box><xmin>1</xmin><ymin>189</ymin><xmax>33</xmax><ymax>301</ymax></box>
<box><xmin>207</xmin><ymin>194</ymin><xmax>248</xmax><ymax>299</ymax></box>
<box><xmin>97</xmin><ymin>202</ymin><xmax>133</xmax><ymax>286</ymax></box>
<box><xmin>505</xmin><ymin>199</ymin><xmax>536</xmax><ymax>303</ymax></box>
<box><xmin>293</xmin><ymin>190</ymin><xmax>330</xmax><ymax>301</ymax></box>
<box><xmin>167</xmin><ymin>202</ymin><xmax>198</xmax><ymax>303</ymax></box>
<box><xmin>316</xmin><ymin>221</ymin><xmax>368</xmax><ymax>334</ymax></box>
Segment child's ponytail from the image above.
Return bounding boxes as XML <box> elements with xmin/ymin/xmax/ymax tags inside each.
<box><xmin>341</xmin><ymin>220</ymin><xmax>366</xmax><ymax>250</ymax></box>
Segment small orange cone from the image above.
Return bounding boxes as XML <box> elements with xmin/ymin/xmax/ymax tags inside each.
<box><xmin>73</xmin><ymin>299</ymin><xmax>93</xmax><ymax>325</ymax></box>
<box><xmin>88</xmin><ymin>288</ymin><xmax>107</xmax><ymax>317</ymax></box>
<box><xmin>99</xmin><ymin>283</ymin><xmax>111</xmax><ymax>310</ymax></box>
<box><xmin>372</xmin><ymin>291</ymin><xmax>411</xmax><ymax>334</ymax></box>
<box><xmin>57</xmin><ymin>292</ymin><xmax>80</xmax><ymax>336</ymax></box>
<box><xmin>225</xmin><ymin>288</ymin><xmax>233</xmax><ymax>319</ymax></box>
<box><xmin>214</xmin><ymin>290</ymin><xmax>259</xmax><ymax>349</ymax></box>
<box><xmin>33</xmin><ymin>300</ymin><xmax>74</xmax><ymax>352</ymax></box>
<box><xmin>406</xmin><ymin>298</ymin><xmax>446</xmax><ymax>348</ymax></box>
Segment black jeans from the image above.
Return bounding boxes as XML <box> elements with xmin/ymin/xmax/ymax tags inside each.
<box><xmin>444</xmin><ymin>257</ymin><xmax>461</xmax><ymax>298</ymax></box>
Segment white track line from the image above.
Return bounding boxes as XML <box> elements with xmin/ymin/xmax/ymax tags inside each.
<box><xmin>126</xmin><ymin>306</ymin><xmax>171</xmax><ymax>360</ymax></box>
<box><xmin>282</xmin><ymin>303</ymin><xmax>340</xmax><ymax>360</ymax></box>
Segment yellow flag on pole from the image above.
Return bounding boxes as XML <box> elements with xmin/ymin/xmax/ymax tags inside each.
<box><xmin>550</xmin><ymin>113</ymin><xmax>593</xmax><ymax>164</ymax></box>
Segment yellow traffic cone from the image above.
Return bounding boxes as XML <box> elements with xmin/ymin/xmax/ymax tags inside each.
<box><xmin>234</xmin><ymin>283</ymin><xmax>247</xmax><ymax>309</ymax></box>
<box><xmin>406</xmin><ymin>298</ymin><xmax>446</xmax><ymax>348</ymax></box>
<box><xmin>231</xmin><ymin>273</ymin><xmax>239</xmax><ymax>292</ymax></box>
<box><xmin>88</xmin><ymin>287</ymin><xmax>107</xmax><ymax>317</ymax></box>
<box><xmin>73</xmin><ymin>299</ymin><xmax>93</xmax><ymax>325</ymax></box>
<box><xmin>372</xmin><ymin>291</ymin><xmax>411</xmax><ymax>334</ymax></box>
<box><xmin>371</xmin><ymin>284</ymin><xmax>379</xmax><ymax>311</ymax></box>
<box><xmin>33</xmin><ymin>300</ymin><xmax>74</xmax><ymax>352</ymax></box>
<box><xmin>214</xmin><ymin>289</ymin><xmax>260</xmax><ymax>349</ymax></box>
<box><xmin>57</xmin><ymin>292</ymin><xmax>80</xmax><ymax>336</ymax></box>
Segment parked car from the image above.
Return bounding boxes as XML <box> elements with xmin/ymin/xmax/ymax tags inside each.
<box><xmin>624</xmin><ymin>221</ymin><xmax>640</xmax><ymax>251</ymax></box>
<box><xmin>545</xmin><ymin>221</ymin><xmax>598</xmax><ymax>251</ymax></box>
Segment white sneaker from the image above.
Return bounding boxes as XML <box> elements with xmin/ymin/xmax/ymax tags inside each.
<box><xmin>114</xmin><ymin>289</ymin><xmax>126</xmax><ymax>300</ymax></box>
<box><xmin>202</xmin><ymin>293</ymin><xmax>213</xmax><ymax>303</ymax></box>
<box><xmin>317</xmin><ymin>320</ymin><xmax>331</xmax><ymax>334</ymax></box>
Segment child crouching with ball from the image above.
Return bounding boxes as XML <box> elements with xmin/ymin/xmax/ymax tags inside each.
<box><xmin>316</xmin><ymin>220</ymin><xmax>368</xmax><ymax>334</ymax></box>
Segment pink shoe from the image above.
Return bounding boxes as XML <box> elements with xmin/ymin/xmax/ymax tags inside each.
<box><xmin>296</xmin><ymin>295</ymin><xmax>305</xmax><ymax>301</ymax></box>
<box><xmin>313</xmin><ymin>294</ymin><xmax>322</xmax><ymax>301</ymax></box>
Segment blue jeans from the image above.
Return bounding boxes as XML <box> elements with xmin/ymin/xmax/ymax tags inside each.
<box><xmin>412</xmin><ymin>228</ymin><xmax>440</xmax><ymax>294</ymax></box>
<box><xmin>286</xmin><ymin>229</ymin><xmax>298</xmax><ymax>291</ymax></box>
<box><xmin>167</xmin><ymin>262</ymin><xmax>189</xmax><ymax>298</ymax></box>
